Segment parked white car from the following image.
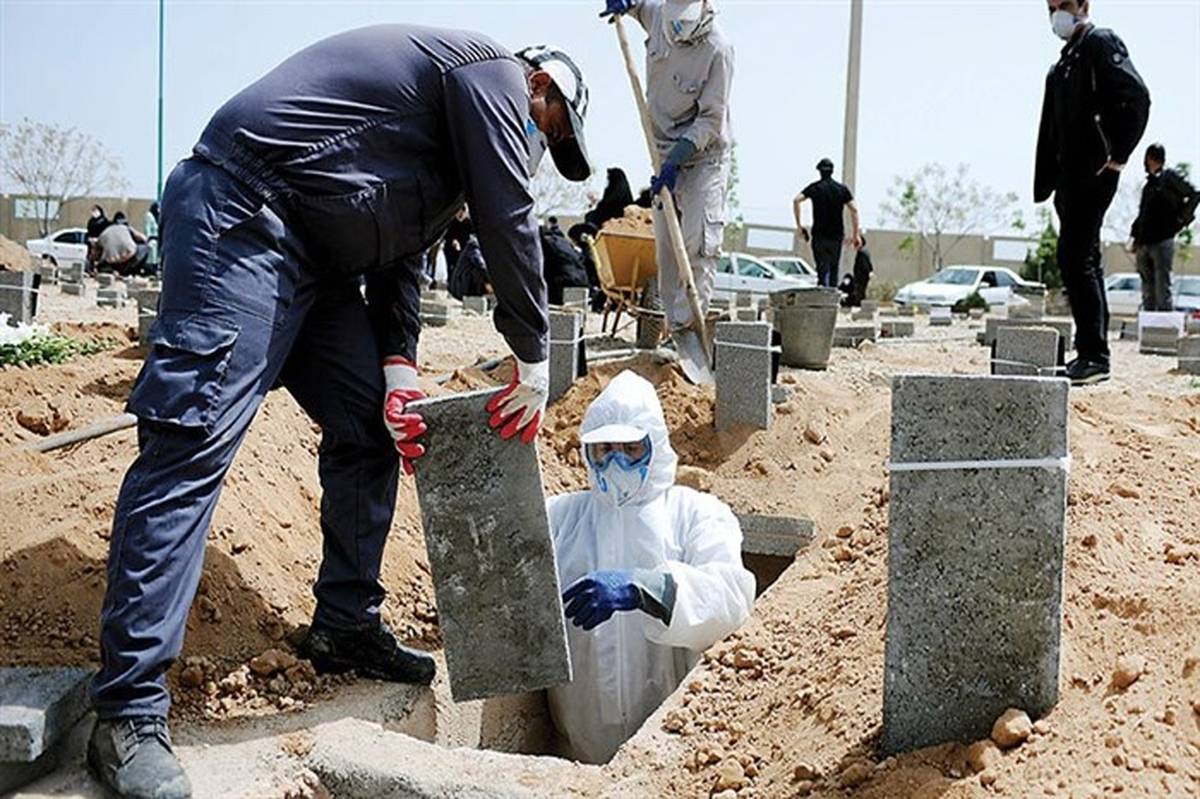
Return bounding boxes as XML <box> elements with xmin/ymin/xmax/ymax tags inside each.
<box><xmin>25</xmin><ymin>228</ymin><xmax>88</xmax><ymax>266</ymax></box>
<box><xmin>762</xmin><ymin>255</ymin><xmax>819</xmax><ymax>287</ymax></box>
<box><xmin>1173</xmin><ymin>276</ymin><xmax>1200</xmax><ymax>318</ymax></box>
<box><xmin>1105</xmin><ymin>272</ymin><xmax>1143</xmax><ymax>316</ymax></box>
<box><xmin>894</xmin><ymin>266</ymin><xmax>1039</xmax><ymax>309</ymax></box>
<box><xmin>712</xmin><ymin>252</ymin><xmax>810</xmax><ymax>301</ymax></box>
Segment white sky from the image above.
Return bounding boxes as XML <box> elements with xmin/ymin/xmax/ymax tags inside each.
<box><xmin>2</xmin><ymin>0</ymin><xmax>1198</xmax><ymax>233</ymax></box>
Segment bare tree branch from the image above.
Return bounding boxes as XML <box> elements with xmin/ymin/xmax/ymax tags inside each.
<box><xmin>0</xmin><ymin>118</ymin><xmax>127</xmax><ymax>235</ymax></box>
<box><xmin>529</xmin><ymin>160</ymin><xmax>595</xmax><ymax>221</ymax></box>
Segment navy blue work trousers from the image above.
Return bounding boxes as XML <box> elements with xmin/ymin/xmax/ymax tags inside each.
<box><xmin>92</xmin><ymin>158</ymin><xmax>406</xmax><ymax>719</ymax></box>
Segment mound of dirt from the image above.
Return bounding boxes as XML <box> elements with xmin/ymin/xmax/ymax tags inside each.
<box><xmin>601</xmin><ymin>205</ymin><xmax>655</xmax><ymax>237</ymax></box>
<box><xmin>0</xmin><ymin>234</ymin><xmax>30</xmax><ymax>270</ymax></box>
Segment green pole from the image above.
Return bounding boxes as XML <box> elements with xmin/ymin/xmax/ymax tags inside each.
<box><xmin>156</xmin><ymin>0</ymin><xmax>165</xmax><ymax>201</ymax></box>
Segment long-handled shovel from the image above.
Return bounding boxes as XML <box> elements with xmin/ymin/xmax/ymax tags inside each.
<box><xmin>611</xmin><ymin>14</ymin><xmax>714</xmax><ymax>385</ymax></box>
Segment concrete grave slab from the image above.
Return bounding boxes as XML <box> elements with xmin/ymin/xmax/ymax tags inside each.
<box><xmin>859</xmin><ymin>300</ymin><xmax>879</xmax><ymax>314</ymax></box>
<box><xmin>928</xmin><ymin>307</ymin><xmax>952</xmax><ymax>327</ymax></box>
<box><xmin>983</xmin><ymin>317</ymin><xmax>1074</xmax><ymax>350</ymax></box>
<box><xmin>138</xmin><ymin>310</ymin><xmax>158</xmax><ymax>348</ymax></box>
<box><xmin>409</xmin><ymin>390</ymin><xmax>571</xmax><ymax>702</ymax></box>
<box><xmin>735</xmin><ymin>291</ymin><xmax>754</xmax><ymax>308</ymax></box>
<box><xmin>880</xmin><ymin>320</ymin><xmax>915</xmax><ymax>339</ymax></box>
<box><xmin>1140</xmin><ymin>326</ymin><xmax>1181</xmax><ymax>356</ymax></box>
<box><xmin>883</xmin><ymin>375</ymin><xmax>1068</xmax><ymax>754</ymax></box>
<box><xmin>715</xmin><ymin>322</ymin><xmax>774</xmax><ymax>432</ymax></box>
<box><xmin>462</xmin><ymin>296</ymin><xmax>490</xmax><ymax>316</ymax></box>
<box><xmin>897</xmin><ymin>305</ymin><xmax>916</xmax><ymax>317</ymax></box>
<box><xmin>1180</xmin><ymin>336</ymin><xmax>1200</xmax><ymax>375</ymax></box>
<box><xmin>0</xmin><ymin>667</ymin><xmax>92</xmax><ymax>793</ymax></box>
<box><xmin>60</xmin><ymin>282</ymin><xmax>88</xmax><ymax>298</ymax></box>
<box><xmin>0</xmin><ymin>271</ymin><xmax>37</xmax><ymax>327</ymax></box>
<box><xmin>832</xmin><ymin>324</ymin><xmax>876</xmax><ymax>348</ymax></box>
<box><xmin>851</xmin><ymin>308</ymin><xmax>875</xmax><ymax>322</ymax></box>
<box><xmin>736</xmin><ymin>514</ymin><xmax>814</xmax><ymax>599</ymax></box>
<box><xmin>95</xmin><ymin>273</ymin><xmax>115</xmax><ymax>289</ymax></box>
<box><xmin>130</xmin><ymin>289</ymin><xmax>161</xmax><ymax>313</ymax></box>
<box><xmin>734</xmin><ymin>307</ymin><xmax>759</xmax><ymax>322</ymax></box>
<box><xmin>561</xmin><ymin>287</ymin><xmax>589</xmax><ymax>308</ymax></box>
<box><xmin>57</xmin><ymin>263</ymin><xmax>85</xmax><ymax>284</ymax></box>
<box><xmin>548</xmin><ymin>311</ymin><xmax>583</xmax><ymax>404</ymax></box>
<box><xmin>420</xmin><ymin>299</ymin><xmax>456</xmax><ymax>328</ymax></box>
<box><xmin>992</xmin><ymin>326</ymin><xmax>1061</xmax><ymax>377</ymax></box>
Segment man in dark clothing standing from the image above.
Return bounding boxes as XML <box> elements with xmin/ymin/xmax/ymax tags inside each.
<box><xmin>1131</xmin><ymin>143</ymin><xmax>1197</xmax><ymax>311</ymax></box>
<box><xmin>443</xmin><ymin>206</ymin><xmax>474</xmax><ymax>271</ymax></box>
<box><xmin>541</xmin><ymin>221</ymin><xmax>590</xmax><ymax>305</ymax></box>
<box><xmin>86</xmin><ymin>26</ymin><xmax>592</xmax><ymax>799</ymax></box>
<box><xmin>793</xmin><ymin>158</ymin><xmax>862</xmax><ymax>288</ymax></box>
<box><xmin>1035</xmin><ymin>0</ymin><xmax>1150</xmax><ymax>385</ymax></box>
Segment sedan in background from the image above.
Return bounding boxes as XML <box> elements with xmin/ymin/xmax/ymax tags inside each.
<box><xmin>1174</xmin><ymin>275</ymin><xmax>1200</xmax><ymax>318</ymax></box>
<box><xmin>712</xmin><ymin>252</ymin><xmax>809</xmax><ymax>301</ymax></box>
<box><xmin>25</xmin><ymin>228</ymin><xmax>88</xmax><ymax>266</ymax></box>
<box><xmin>1104</xmin><ymin>272</ymin><xmax>1143</xmax><ymax>316</ymax></box>
<box><xmin>763</xmin><ymin>255</ymin><xmax>819</xmax><ymax>287</ymax></box>
<box><xmin>894</xmin><ymin>266</ymin><xmax>1040</xmax><ymax>309</ymax></box>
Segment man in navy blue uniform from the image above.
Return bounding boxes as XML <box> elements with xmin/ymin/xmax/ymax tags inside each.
<box><xmin>87</xmin><ymin>27</ymin><xmax>592</xmax><ymax>798</ymax></box>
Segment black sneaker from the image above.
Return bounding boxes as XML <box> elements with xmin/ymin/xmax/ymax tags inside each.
<box><xmin>88</xmin><ymin>717</ymin><xmax>191</xmax><ymax>799</ymax></box>
<box><xmin>297</xmin><ymin>620</ymin><xmax>436</xmax><ymax>685</ymax></box>
<box><xmin>1066</xmin><ymin>358</ymin><xmax>1111</xmax><ymax>386</ymax></box>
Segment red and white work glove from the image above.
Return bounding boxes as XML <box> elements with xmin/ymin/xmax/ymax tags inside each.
<box><xmin>485</xmin><ymin>357</ymin><xmax>549</xmax><ymax>445</ymax></box>
<box><xmin>382</xmin><ymin>357</ymin><xmax>428</xmax><ymax>475</ymax></box>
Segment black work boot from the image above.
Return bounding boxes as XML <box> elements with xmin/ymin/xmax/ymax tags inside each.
<box><xmin>1066</xmin><ymin>358</ymin><xmax>1111</xmax><ymax>386</ymax></box>
<box><xmin>87</xmin><ymin>717</ymin><xmax>191</xmax><ymax>799</ymax></box>
<box><xmin>297</xmin><ymin>620</ymin><xmax>436</xmax><ymax>685</ymax></box>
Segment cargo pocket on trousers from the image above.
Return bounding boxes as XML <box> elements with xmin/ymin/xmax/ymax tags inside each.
<box><xmin>127</xmin><ymin>313</ymin><xmax>241</xmax><ymax>433</ymax></box>
<box><xmin>700</xmin><ymin>202</ymin><xmax>726</xmax><ymax>258</ymax></box>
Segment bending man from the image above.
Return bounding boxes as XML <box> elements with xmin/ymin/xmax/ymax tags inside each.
<box><xmin>88</xmin><ymin>26</ymin><xmax>591</xmax><ymax>799</ymax></box>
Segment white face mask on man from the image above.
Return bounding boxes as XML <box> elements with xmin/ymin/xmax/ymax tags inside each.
<box><xmin>526</xmin><ymin>117</ymin><xmax>547</xmax><ymax>177</ymax></box>
<box><xmin>1050</xmin><ymin>9</ymin><xmax>1082</xmax><ymax>40</ymax></box>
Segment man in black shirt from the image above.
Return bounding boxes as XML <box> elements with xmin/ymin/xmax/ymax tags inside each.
<box><xmin>1035</xmin><ymin>0</ymin><xmax>1150</xmax><ymax>385</ymax></box>
<box><xmin>1131</xmin><ymin>143</ymin><xmax>1197</xmax><ymax>311</ymax></box>
<box><xmin>793</xmin><ymin>158</ymin><xmax>862</xmax><ymax>288</ymax></box>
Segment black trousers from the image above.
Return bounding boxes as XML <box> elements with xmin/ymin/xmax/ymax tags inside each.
<box><xmin>812</xmin><ymin>236</ymin><xmax>842</xmax><ymax>288</ymax></box>
<box><xmin>1054</xmin><ymin>170</ymin><xmax>1119</xmax><ymax>365</ymax></box>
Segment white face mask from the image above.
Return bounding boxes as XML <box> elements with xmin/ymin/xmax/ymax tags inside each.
<box><xmin>589</xmin><ymin>445</ymin><xmax>652</xmax><ymax>508</ymax></box>
<box><xmin>526</xmin><ymin>117</ymin><xmax>547</xmax><ymax>177</ymax></box>
<box><xmin>1050</xmin><ymin>9</ymin><xmax>1080</xmax><ymax>40</ymax></box>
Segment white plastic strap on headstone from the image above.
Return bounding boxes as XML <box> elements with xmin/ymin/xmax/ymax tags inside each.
<box><xmin>0</xmin><ymin>285</ymin><xmax>42</xmax><ymax>294</ymax></box>
<box><xmin>1179</xmin><ymin>356</ymin><xmax>1200</xmax><ymax>363</ymax></box>
<box><xmin>889</xmin><ymin>455</ymin><xmax>1071</xmax><ymax>474</ymax></box>
<box><xmin>988</xmin><ymin>358</ymin><xmax>1067</xmax><ymax>376</ymax></box>
<box><xmin>549</xmin><ymin>336</ymin><xmax>585</xmax><ymax>346</ymax></box>
<box><xmin>715</xmin><ymin>340</ymin><xmax>782</xmax><ymax>354</ymax></box>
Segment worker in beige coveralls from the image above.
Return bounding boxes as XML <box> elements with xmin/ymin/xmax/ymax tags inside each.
<box><xmin>605</xmin><ymin>0</ymin><xmax>733</xmax><ymax>336</ymax></box>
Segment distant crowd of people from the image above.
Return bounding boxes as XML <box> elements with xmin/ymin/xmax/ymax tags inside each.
<box><xmin>85</xmin><ymin>202</ymin><xmax>160</xmax><ymax>278</ymax></box>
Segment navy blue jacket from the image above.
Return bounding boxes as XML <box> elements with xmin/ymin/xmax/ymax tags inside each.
<box><xmin>194</xmin><ymin>25</ymin><xmax>548</xmax><ymax>362</ymax></box>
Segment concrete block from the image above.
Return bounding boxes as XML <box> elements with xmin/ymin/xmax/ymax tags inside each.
<box><xmin>0</xmin><ymin>271</ymin><xmax>37</xmax><ymax>326</ymax></box>
<box><xmin>126</xmin><ymin>277</ymin><xmax>151</xmax><ymax>291</ymax></box>
<box><xmin>880</xmin><ymin>320</ymin><xmax>915</xmax><ymax>339</ymax></box>
<box><xmin>409</xmin><ymin>390</ymin><xmax>571</xmax><ymax>702</ymax></box>
<box><xmin>1180</xmin><ymin>336</ymin><xmax>1200</xmax><ymax>375</ymax></box>
<box><xmin>735</xmin><ymin>514</ymin><xmax>814</xmax><ymax>557</ymax></box>
<box><xmin>883</xmin><ymin>375</ymin><xmax>1068</xmax><ymax>754</ymax></box>
<box><xmin>130</xmin><ymin>289</ymin><xmax>161</xmax><ymax>313</ymax></box>
<box><xmin>983</xmin><ymin>317</ymin><xmax>1074</xmax><ymax>350</ymax></box>
<box><xmin>709</xmin><ymin>296</ymin><xmax>732</xmax><ymax>313</ymax></box>
<box><xmin>462</xmin><ymin>296</ymin><xmax>490</xmax><ymax>316</ymax></box>
<box><xmin>851</xmin><ymin>308</ymin><xmax>875</xmax><ymax>322</ymax></box>
<box><xmin>734</xmin><ymin>307</ymin><xmax>759</xmax><ymax>322</ymax></box>
<box><xmin>58</xmin><ymin>263</ymin><xmax>85</xmax><ymax>284</ymax></box>
<box><xmin>992</xmin><ymin>326</ymin><xmax>1061</xmax><ymax>377</ymax></box>
<box><xmin>548</xmin><ymin>311</ymin><xmax>582</xmax><ymax>404</ymax></box>
<box><xmin>1187</xmin><ymin>317</ymin><xmax>1200</xmax><ymax>336</ymax></box>
<box><xmin>95</xmin><ymin>273</ymin><xmax>115</xmax><ymax>289</ymax></box>
<box><xmin>420</xmin><ymin>300</ymin><xmax>455</xmax><ymax>328</ymax></box>
<box><xmin>832</xmin><ymin>324</ymin><xmax>876</xmax><ymax>348</ymax></box>
<box><xmin>0</xmin><ymin>667</ymin><xmax>92</xmax><ymax>766</ymax></box>
<box><xmin>1139</xmin><ymin>326</ymin><xmax>1181</xmax><ymax>356</ymax></box>
<box><xmin>929</xmin><ymin>307</ymin><xmax>953</xmax><ymax>327</ymax></box>
<box><xmin>60</xmin><ymin>282</ymin><xmax>88</xmax><ymax>298</ymax></box>
<box><xmin>138</xmin><ymin>309</ymin><xmax>158</xmax><ymax>348</ymax></box>
<box><xmin>860</xmin><ymin>300</ymin><xmax>879</xmax><ymax>314</ymax></box>
<box><xmin>96</xmin><ymin>288</ymin><xmax>128</xmax><ymax>309</ymax></box>
<box><xmin>897</xmin><ymin>304</ymin><xmax>916</xmax><ymax>317</ymax></box>
<box><xmin>715</xmin><ymin>322</ymin><xmax>773</xmax><ymax>432</ymax></box>
<box><xmin>968</xmin><ymin>308</ymin><xmax>985</xmax><ymax>320</ymax></box>
<box><xmin>561</xmin><ymin>287</ymin><xmax>589</xmax><ymax>308</ymax></box>
<box><xmin>735</xmin><ymin>291</ymin><xmax>754</xmax><ymax>308</ymax></box>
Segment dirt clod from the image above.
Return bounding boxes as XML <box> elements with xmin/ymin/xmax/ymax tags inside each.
<box><xmin>991</xmin><ymin>708</ymin><xmax>1033</xmax><ymax>749</ymax></box>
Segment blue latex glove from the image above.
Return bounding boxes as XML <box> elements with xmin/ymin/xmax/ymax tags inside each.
<box><xmin>600</xmin><ymin>0</ymin><xmax>634</xmax><ymax>17</ymax></box>
<box><xmin>562</xmin><ymin>570</ymin><xmax>641</xmax><ymax>631</ymax></box>
<box><xmin>650</xmin><ymin>162</ymin><xmax>680</xmax><ymax>197</ymax></box>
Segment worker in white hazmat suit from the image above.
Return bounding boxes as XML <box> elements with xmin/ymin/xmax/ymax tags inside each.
<box><xmin>603</xmin><ymin>0</ymin><xmax>734</xmax><ymax>335</ymax></box>
<box><xmin>547</xmin><ymin>371</ymin><xmax>754</xmax><ymax>764</ymax></box>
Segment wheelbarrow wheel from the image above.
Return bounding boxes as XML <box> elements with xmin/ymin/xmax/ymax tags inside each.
<box><xmin>636</xmin><ymin>280</ymin><xmax>664</xmax><ymax>350</ymax></box>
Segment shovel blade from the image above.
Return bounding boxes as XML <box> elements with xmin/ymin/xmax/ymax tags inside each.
<box><xmin>671</xmin><ymin>329</ymin><xmax>714</xmax><ymax>385</ymax></box>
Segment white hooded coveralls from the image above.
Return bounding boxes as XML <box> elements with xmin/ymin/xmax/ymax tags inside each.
<box><xmin>547</xmin><ymin>371</ymin><xmax>755</xmax><ymax>764</ymax></box>
<box><xmin>631</xmin><ymin>0</ymin><xmax>734</xmax><ymax>330</ymax></box>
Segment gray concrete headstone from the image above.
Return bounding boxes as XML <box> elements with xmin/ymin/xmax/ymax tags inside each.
<box><xmin>58</xmin><ymin>262</ymin><xmax>85</xmax><ymax>284</ymax></box>
<box><xmin>832</xmin><ymin>324</ymin><xmax>876</xmax><ymax>348</ymax></box>
<box><xmin>61</xmin><ymin>282</ymin><xmax>88</xmax><ymax>298</ymax></box>
<box><xmin>561</xmin><ymin>287</ymin><xmax>589</xmax><ymax>308</ymax></box>
<box><xmin>139</xmin><ymin>309</ymin><xmax>158</xmax><ymax>348</ymax></box>
<box><xmin>897</xmin><ymin>305</ymin><xmax>916</xmax><ymax>317</ymax></box>
<box><xmin>419</xmin><ymin>300</ymin><xmax>454</xmax><ymax>328</ymax></box>
<box><xmin>734</xmin><ymin>307</ymin><xmax>759</xmax><ymax>322</ymax></box>
<box><xmin>1179</xmin><ymin>335</ymin><xmax>1200</xmax><ymax>375</ymax></box>
<box><xmin>992</xmin><ymin>326</ymin><xmax>1061</xmax><ymax>377</ymax></box>
<box><xmin>130</xmin><ymin>289</ymin><xmax>161</xmax><ymax>314</ymax></box>
<box><xmin>851</xmin><ymin>308</ymin><xmax>875</xmax><ymax>322</ymax></box>
<box><xmin>880</xmin><ymin>320</ymin><xmax>915</xmax><ymax>339</ymax></box>
<box><xmin>0</xmin><ymin>667</ymin><xmax>92</xmax><ymax>794</ymax></box>
<box><xmin>548</xmin><ymin>311</ymin><xmax>582</xmax><ymax>404</ymax></box>
<box><xmin>1140</xmin><ymin>326</ymin><xmax>1181</xmax><ymax>356</ymax></box>
<box><xmin>715</xmin><ymin>322</ymin><xmax>773</xmax><ymax>431</ymax></box>
<box><xmin>860</xmin><ymin>300</ymin><xmax>880</xmax><ymax>314</ymax></box>
<box><xmin>462</xmin><ymin>296</ymin><xmax>489</xmax><ymax>316</ymax></box>
<box><xmin>983</xmin><ymin>317</ymin><xmax>1074</xmax><ymax>350</ymax></box>
<box><xmin>735</xmin><ymin>514</ymin><xmax>814</xmax><ymax>557</ymax></box>
<box><xmin>0</xmin><ymin>271</ymin><xmax>37</xmax><ymax>327</ymax></box>
<box><xmin>883</xmin><ymin>375</ymin><xmax>1068</xmax><ymax>754</ymax></box>
<box><xmin>409</xmin><ymin>390</ymin><xmax>571</xmax><ymax>702</ymax></box>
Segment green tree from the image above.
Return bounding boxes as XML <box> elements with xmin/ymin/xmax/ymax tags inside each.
<box><xmin>725</xmin><ymin>141</ymin><xmax>745</xmax><ymax>236</ymax></box>
<box><xmin>1022</xmin><ymin>208</ymin><xmax>1062</xmax><ymax>289</ymax></box>
<box><xmin>1177</xmin><ymin>162</ymin><xmax>1194</xmax><ymax>265</ymax></box>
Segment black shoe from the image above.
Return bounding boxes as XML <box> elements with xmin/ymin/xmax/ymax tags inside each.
<box><xmin>88</xmin><ymin>717</ymin><xmax>191</xmax><ymax>799</ymax></box>
<box><xmin>297</xmin><ymin>620</ymin><xmax>436</xmax><ymax>685</ymax></box>
<box><xmin>1066</xmin><ymin>358</ymin><xmax>1111</xmax><ymax>386</ymax></box>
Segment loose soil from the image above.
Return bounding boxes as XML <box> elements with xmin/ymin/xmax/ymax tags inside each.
<box><xmin>0</xmin><ymin>234</ymin><xmax>31</xmax><ymax>270</ymax></box>
<box><xmin>1</xmin><ymin>293</ymin><xmax>1198</xmax><ymax>797</ymax></box>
